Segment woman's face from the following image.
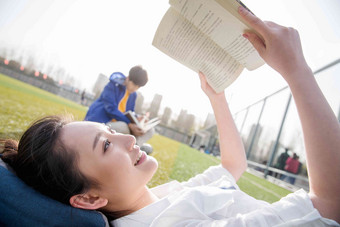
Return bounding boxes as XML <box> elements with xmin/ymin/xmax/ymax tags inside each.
<box><xmin>60</xmin><ymin>121</ymin><xmax>158</xmax><ymax>206</ymax></box>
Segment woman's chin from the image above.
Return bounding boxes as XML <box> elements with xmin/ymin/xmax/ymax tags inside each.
<box><xmin>147</xmin><ymin>156</ymin><xmax>158</xmax><ymax>179</ymax></box>
<box><xmin>149</xmin><ymin>156</ymin><xmax>158</xmax><ymax>172</ymax></box>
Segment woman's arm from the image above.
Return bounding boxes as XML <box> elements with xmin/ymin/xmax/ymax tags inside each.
<box><xmin>198</xmin><ymin>73</ymin><xmax>247</xmax><ymax>181</ymax></box>
<box><xmin>238</xmin><ymin>6</ymin><xmax>340</xmax><ymax>222</ymax></box>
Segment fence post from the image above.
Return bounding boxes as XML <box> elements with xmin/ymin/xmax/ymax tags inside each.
<box><xmin>246</xmin><ymin>98</ymin><xmax>267</xmax><ymax>159</ymax></box>
<box><xmin>239</xmin><ymin>107</ymin><xmax>249</xmax><ymax>135</ymax></box>
<box><xmin>264</xmin><ymin>94</ymin><xmax>292</xmax><ymax>178</ymax></box>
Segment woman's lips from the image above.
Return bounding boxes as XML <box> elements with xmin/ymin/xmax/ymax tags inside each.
<box><xmin>136</xmin><ymin>151</ymin><xmax>146</xmax><ymax>166</ymax></box>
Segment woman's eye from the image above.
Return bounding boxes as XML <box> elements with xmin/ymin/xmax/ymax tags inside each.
<box><xmin>104</xmin><ymin>139</ymin><xmax>111</xmax><ymax>152</ymax></box>
<box><xmin>106</xmin><ymin>126</ymin><xmax>116</xmax><ymax>134</ymax></box>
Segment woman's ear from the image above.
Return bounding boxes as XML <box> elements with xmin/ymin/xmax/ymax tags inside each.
<box><xmin>70</xmin><ymin>193</ymin><xmax>108</xmax><ymax>210</ymax></box>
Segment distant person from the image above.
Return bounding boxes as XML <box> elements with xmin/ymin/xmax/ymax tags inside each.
<box><xmin>274</xmin><ymin>148</ymin><xmax>290</xmax><ymax>178</ymax></box>
<box><xmin>295</xmin><ymin>160</ymin><xmax>302</xmax><ymax>183</ymax></box>
<box><xmin>212</xmin><ymin>144</ymin><xmax>220</xmax><ymax>156</ymax></box>
<box><xmin>199</xmin><ymin>145</ymin><xmax>205</xmax><ymax>153</ymax></box>
<box><xmin>84</xmin><ymin>65</ymin><xmax>153</xmax><ymax>146</ymax></box>
<box><xmin>80</xmin><ymin>89</ymin><xmax>86</xmax><ymax>105</ymax></box>
<box><xmin>255</xmin><ymin>160</ymin><xmax>267</xmax><ymax>172</ymax></box>
<box><xmin>281</xmin><ymin>153</ymin><xmax>300</xmax><ymax>184</ymax></box>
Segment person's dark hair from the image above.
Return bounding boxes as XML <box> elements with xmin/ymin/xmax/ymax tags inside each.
<box><xmin>0</xmin><ymin>115</ymin><xmax>96</xmax><ymax>205</ymax></box>
<box><xmin>128</xmin><ymin>65</ymin><xmax>148</xmax><ymax>87</ymax></box>
<box><xmin>293</xmin><ymin>153</ymin><xmax>298</xmax><ymax>159</ymax></box>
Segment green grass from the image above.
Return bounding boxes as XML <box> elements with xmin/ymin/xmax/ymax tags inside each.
<box><xmin>147</xmin><ymin>136</ymin><xmax>291</xmax><ymax>202</ymax></box>
<box><xmin>238</xmin><ymin>172</ymin><xmax>291</xmax><ymax>203</ymax></box>
<box><xmin>0</xmin><ymin>73</ymin><xmax>292</xmax><ymax>203</ymax></box>
<box><xmin>147</xmin><ymin>134</ymin><xmax>180</xmax><ymax>188</ymax></box>
<box><xmin>169</xmin><ymin>144</ymin><xmax>219</xmax><ymax>182</ymax></box>
<box><xmin>0</xmin><ymin>73</ymin><xmax>87</xmax><ymax>139</ymax></box>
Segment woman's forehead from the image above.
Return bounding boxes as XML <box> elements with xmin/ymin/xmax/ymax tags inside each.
<box><xmin>59</xmin><ymin>122</ymin><xmax>107</xmax><ymax>155</ymax></box>
<box><xmin>67</xmin><ymin>121</ymin><xmax>102</xmax><ymax>129</ymax></box>
<box><xmin>62</xmin><ymin>121</ymin><xmax>104</xmax><ymax>139</ymax></box>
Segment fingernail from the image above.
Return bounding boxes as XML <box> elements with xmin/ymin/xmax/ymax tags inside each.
<box><xmin>238</xmin><ymin>6</ymin><xmax>247</xmax><ymax>15</ymax></box>
<box><xmin>242</xmin><ymin>34</ymin><xmax>249</xmax><ymax>39</ymax></box>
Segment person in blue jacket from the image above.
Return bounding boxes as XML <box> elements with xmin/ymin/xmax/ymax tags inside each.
<box><xmin>85</xmin><ymin>65</ymin><xmax>153</xmax><ymax>146</ymax></box>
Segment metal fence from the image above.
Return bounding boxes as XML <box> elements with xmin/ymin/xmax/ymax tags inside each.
<box><xmin>155</xmin><ymin>124</ymin><xmax>191</xmax><ymax>144</ymax></box>
<box><xmin>233</xmin><ymin>58</ymin><xmax>340</xmax><ymax>190</ymax></box>
<box><xmin>0</xmin><ymin>66</ymin><xmax>95</xmax><ymax>106</ymax></box>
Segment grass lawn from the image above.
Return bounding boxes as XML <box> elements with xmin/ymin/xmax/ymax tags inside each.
<box><xmin>0</xmin><ymin>73</ymin><xmax>87</xmax><ymax>139</ymax></box>
<box><xmin>147</xmin><ymin>135</ymin><xmax>291</xmax><ymax>203</ymax></box>
<box><xmin>0</xmin><ymin>73</ymin><xmax>291</xmax><ymax>203</ymax></box>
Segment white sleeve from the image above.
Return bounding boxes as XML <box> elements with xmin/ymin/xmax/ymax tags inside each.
<box><xmin>152</xmin><ymin>189</ymin><xmax>339</xmax><ymax>227</ymax></box>
<box><xmin>157</xmin><ymin>214</ymin><xmax>338</xmax><ymax>227</ymax></box>
<box><xmin>180</xmin><ymin>165</ymin><xmax>238</xmax><ymax>188</ymax></box>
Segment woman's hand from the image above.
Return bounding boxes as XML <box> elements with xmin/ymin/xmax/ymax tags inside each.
<box><xmin>198</xmin><ymin>72</ymin><xmax>225</xmax><ymax>100</ymax></box>
<box><xmin>238</xmin><ymin>6</ymin><xmax>311</xmax><ymax>82</ymax></box>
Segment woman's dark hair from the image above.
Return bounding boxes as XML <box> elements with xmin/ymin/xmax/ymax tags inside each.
<box><xmin>0</xmin><ymin>115</ymin><xmax>94</xmax><ymax>205</ymax></box>
<box><xmin>128</xmin><ymin>65</ymin><xmax>148</xmax><ymax>87</ymax></box>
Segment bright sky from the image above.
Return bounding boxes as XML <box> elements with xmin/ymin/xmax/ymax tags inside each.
<box><xmin>0</xmin><ymin>0</ymin><xmax>339</xmax><ymax>123</ymax></box>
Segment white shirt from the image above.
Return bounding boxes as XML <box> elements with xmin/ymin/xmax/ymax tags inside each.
<box><xmin>112</xmin><ymin>165</ymin><xmax>339</xmax><ymax>227</ymax></box>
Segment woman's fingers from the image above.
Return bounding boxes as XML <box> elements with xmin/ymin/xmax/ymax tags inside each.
<box><xmin>238</xmin><ymin>6</ymin><xmax>267</xmax><ymax>59</ymax></box>
<box><xmin>243</xmin><ymin>32</ymin><xmax>266</xmax><ymax>57</ymax></box>
<box><xmin>238</xmin><ymin>6</ymin><xmax>268</xmax><ymax>38</ymax></box>
<box><xmin>198</xmin><ymin>71</ymin><xmax>204</xmax><ymax>80</ymax></box>
<box><xmin>238</xmin><ymin>6</ymin><xmax>308</xmax><ymax>78</ymax></box>
<box><xmin>198</xmin><ymin>72</ymin><xmax>225</xmax><ymax>97</ymax></box>
<box><xmin>198</xmin><ymin>71</ymin><xmax>207</xmax><ymax>91</ymax></box>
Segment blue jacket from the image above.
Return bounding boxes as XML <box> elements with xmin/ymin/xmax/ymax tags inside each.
<box><xmin>84</xmin><ymin>72</ymin><xmax>136</xmax><ymax>124</ymax></box>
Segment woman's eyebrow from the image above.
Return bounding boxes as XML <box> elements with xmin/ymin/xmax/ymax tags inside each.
<box><xmin>93</xmin><ymin>132</ymin><xmax>103</xmax><ymax>150</ymax></box>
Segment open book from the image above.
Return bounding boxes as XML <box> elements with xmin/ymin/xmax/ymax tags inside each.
<box><xmin>124</xmin><ymin>111</ymin><xmax>161</xmax><ymax>133</ymax></box>
<box><xmin>152</xmin><ymin>0</ymin><xmax>265</xmax><ymax>93</ymax></box>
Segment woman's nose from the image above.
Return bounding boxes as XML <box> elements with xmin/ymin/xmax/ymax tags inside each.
<box><xmin>121</xmin><ymin>134</ymin><xmax>136</xmax><ymax>151</ymax></box>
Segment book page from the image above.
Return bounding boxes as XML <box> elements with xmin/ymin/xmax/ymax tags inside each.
<box><xmin>124</xmin><ymin>111</ymin><xmax>141</xmax><ymax>127</ymax></box>
<box><xmin>125</xmin><ymin>111</ymin><xmax>159</xmax><ymax>132</ymax></box>
<box><xmin>153</xmin><ymin>7</ymin><xmax>244</xmax><ymax>92</ymax></box>
<box><xmin>169</xmin><ymin>0</ymin><xmax>264</xmax><ymax>70</ymax></box>
<box><xmin>140</xmin><ymin>117</ymin><xmax>158</xmax><ymax>129</ymax></box>
<box><xmin>142</xmin><ymin>118</ymin><xmax>161</xmax><ymax>132</ymax></box>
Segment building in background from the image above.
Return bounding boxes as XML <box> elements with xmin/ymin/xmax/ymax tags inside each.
<box><xmin>175</xmin><ymin>109</ymin><xmax>196</xmax><ymax>134</ymax></box>
<box><xmin>135</xmin><ymin>91</ymin><xmax>144</xmax><ymax>114</ymax></box>
<box><xmin>161</xmin><ymin>107</ymin><xmax>172</xmax><ymax>126</ymax></box>
<box><xmin>92</xmin><ymin>73</ymin><xmax>108</xmax><ymax>99</ymax></box>
<box><xmin>183</xmin><ymin>113</ymin><xmax>196</xmax><ymax>134</ymax></box>
<box><xmin>244</xmin><ymin>124</ymin><xmax>263</xmax><ymax>162</ymax></box>
<box><xmin>204</xmin><ymin>113</ymin><xmax>215</xmax><ymax>128</ymax></box>
<box><xmin>148</xmin><ymin>93</ymin><xmax>162</xmax><ymax>119</ymax></box>
<box><xmin>189</xmin><ymin>124</ymin><xmax>218</xmax><ymax>155</ymax></box>
<box><xmin>175</xmin><ymin>109</ymin><xmax>187</xmax><ymax>132</ymax></box>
